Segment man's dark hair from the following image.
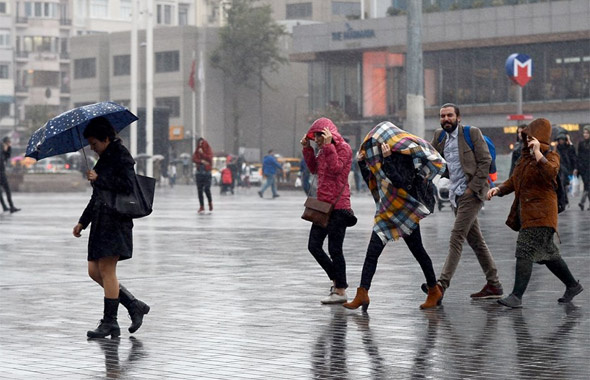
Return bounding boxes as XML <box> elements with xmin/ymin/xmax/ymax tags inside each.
<box><xmin>2</xmin><ymin>136</ymin><xmax>9</xmax><ymax>143</ymax></box>
<box><xmin>83</xmin><ymin>117</ymin><xmax>116</xmax><ymax>142</ymax></box>
<box><xmin>268</xmin><ymin>149</ymin><xmax>273</xmax><ymax>154</ymax></box>
<box><xmin>440</xmin><ymin>103</ymin><xmax>460</xmax><ymax>117</ymax></box>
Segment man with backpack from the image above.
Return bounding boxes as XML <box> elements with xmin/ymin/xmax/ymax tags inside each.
<box><xmin>426</xmin><ymin>103</ymin><xmax>503</xmax><ymax>301</ymax></box>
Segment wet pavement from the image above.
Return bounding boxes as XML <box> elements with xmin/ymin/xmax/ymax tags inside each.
<box><xmin>0</xmin><ymin>184</ymin><xmax>589</xmax><ymax>379</ymax></box>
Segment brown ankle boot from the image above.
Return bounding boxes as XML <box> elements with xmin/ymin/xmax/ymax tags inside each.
<box><xmin>420</xmin><ymin>284</ymin><xmax>443</xmax><ymax>309</ymax></box>
<box><xmin>343</xmin><ymin>287</ymin><xmax>370</xmax><ymax>311</ymax></box>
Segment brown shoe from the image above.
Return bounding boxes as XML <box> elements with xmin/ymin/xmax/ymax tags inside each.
<box><xmin>470</xmin><ymin>283</ymin><xmax>503</xmax><ymax>299</ymax></box>
<box><xmin>420</xmin><ymin>284</ymin><xmax>443</xmax><ymax>309</ymax></box>
<box><xmin>342</xmin><ymin>287</ymin><xmax>370</xmax><ymax>311</ymax></box>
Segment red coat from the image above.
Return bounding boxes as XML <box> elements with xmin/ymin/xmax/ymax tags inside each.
<box><xmin>192</xmin><ymin>139</ymin><xmax>213</xmax><ymax>172</ymax></box>
<box><xmin>302</xmin><ymin>118</ymin><xmax>352</xmax><ymax>210</ymax></box>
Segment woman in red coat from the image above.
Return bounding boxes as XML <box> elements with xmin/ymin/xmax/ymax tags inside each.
<box><xmin>301</xmin><ymin>118</ymin><xmax>355</xmax><ymax>304</ymax></box>
<box><xmin>487</xmin><ymin>118</ymin><xmax>583</xmax><ymax>308</ymax></box>
<box><xmin>192</xmin><ymin>138</ymin><xmax>213</xmax><ymax>214</ymax></box>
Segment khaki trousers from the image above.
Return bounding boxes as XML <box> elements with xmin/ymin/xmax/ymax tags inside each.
<box><xmin>438</xmin><ymin>193</ymin><xmax>501</xmax><ymax>289</ymax></box>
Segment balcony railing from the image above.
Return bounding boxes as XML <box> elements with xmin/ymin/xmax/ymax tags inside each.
<box><xmin>15</xmin><ymin>51</ymin><xmax>29</xmax><ymax>59</ymax></box>
<box><xmin>60</xmin><ymin>52</ymin><xmax>70</xmax><ymax>60</ymax></box>
<box><xmin>59</xmin><ymin>18</ymin><xmax>72</xmax><ymax>26</ymax></box>
<box><xmin>16</xmin><ymin>17</ymin><xmax>28</xmax><ymax>24</ymax></box>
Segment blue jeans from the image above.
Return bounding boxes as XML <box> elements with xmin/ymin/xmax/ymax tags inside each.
<box><xmin>259</xmin><ymin>175</ymin><xmax>278</xmax><ymax>197</ymax></box>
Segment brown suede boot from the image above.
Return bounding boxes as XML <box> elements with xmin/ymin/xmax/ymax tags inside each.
<box><xmin>343</xmin><ymin>287</ymin><xmax>370</xmax><ymax>311</ymax></box>
<box><xmin>420</xmin><ymin>284</ymin><xmax>443</xmax><ymax>309</ymax></box>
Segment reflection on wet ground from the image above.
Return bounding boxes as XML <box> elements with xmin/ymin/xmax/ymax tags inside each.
<box><xmin>0</xmin><ymin>186</ymin><xmax>588</xmax><ymax>379</ymax></box>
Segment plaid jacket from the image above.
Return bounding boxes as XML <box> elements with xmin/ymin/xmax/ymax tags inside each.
<box><xmin>359</xmin><ymin>122</ymin><xmax>446</xmax><ymax>242</ymax></box>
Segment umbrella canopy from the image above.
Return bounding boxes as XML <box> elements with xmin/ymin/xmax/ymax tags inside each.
<box><xmin>135</xmin><ymin>153</ymin><xmax>151</xmax><ymax>160</ymax></box>
<box><xmin>25</xmin><ymin>102</ymin><xmax>138</xmax><ymax>160</ymax></box>
<box><xmin>152</xmin><ymin>154</ymin><xmax>165</xmax><ymax>161</ymax></box>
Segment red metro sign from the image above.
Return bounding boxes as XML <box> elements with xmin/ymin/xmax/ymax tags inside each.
<box><xmin>505</xmin><ymin>53</ymin><xmax>533</xmax><ymax>87</ymax></box>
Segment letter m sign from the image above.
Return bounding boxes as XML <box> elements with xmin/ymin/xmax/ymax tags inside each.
<box><xmin>505</xmin><ymin>53</ymin><xmax>533</xmax><ymax>87</ymax></box>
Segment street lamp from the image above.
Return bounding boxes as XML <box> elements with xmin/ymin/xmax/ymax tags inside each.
<box><xmin>292</xmin><ymin>94</ymin><xmax>309</xmax><ymax>157</ymax></box>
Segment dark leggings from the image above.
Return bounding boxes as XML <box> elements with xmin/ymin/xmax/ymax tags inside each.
<box><xmin>308</xmin><ymin>214</ymin><xmax>348</xmax><ymax>289</ymax></box>
<box><xmin>360</xmin><ymin>225</ymin><xmax>437</xmax><ymax>290</ymax></box>
<box><xmin>196</xmin><ymin>173</ymin><xmax>212</xmax><ymax>207</ymax></box>
<box><xmin>0</xmin><ymin>176</ymin><xmax>15</xmax><ymax>210</ymax></box>
<box><xmin>512</xmin><ymin>257</ymin><xmax>577</xmax><ymax>298</ymax></box>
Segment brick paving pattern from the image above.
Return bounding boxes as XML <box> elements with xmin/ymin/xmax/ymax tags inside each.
<box><xmin>1</xmin><ymin>185</ymin><xmax>588</xmax><ymax>379</ymax></box>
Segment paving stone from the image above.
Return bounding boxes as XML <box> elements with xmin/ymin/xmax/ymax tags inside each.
<box><xmin>0</xmin><ymin>185</ymin><xmax>588</xmax><ymax>379</ymax></box>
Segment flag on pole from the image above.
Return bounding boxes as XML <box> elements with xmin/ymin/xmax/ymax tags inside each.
<box><xmin>188</xmin><ymin>59</ymin><xmax>196</xmax><ymax>91</ymax></box>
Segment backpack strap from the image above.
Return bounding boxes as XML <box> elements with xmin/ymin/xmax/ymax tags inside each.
<box><xmin>463</xmin><ymin>125</ymin><xmax>475</xmax><ymax>151</ymax></box>
<box><xmin>437</xmin><ymin>130</ymin><xmax>446</xmax><ymax>144</ymax></box>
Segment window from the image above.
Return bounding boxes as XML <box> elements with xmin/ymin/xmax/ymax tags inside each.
<box><xmin>157</xmin><ymin>4</ymin><xmax>173</xmax><ymax>25</ymax></box>
<box><xmin>22</xmin><ymin>36</ymin><xmax>58</xmax><ymax>53</ymax></box>
<box><xmin>113</xmin><ymin>54</ymin><xmax>130</xmax><ymax>76</ymax></box>
<box><xmin>155</xmin><ymin>96</ymin><xmax>180</xmax><ymax>117</ymax></box>
<box><xmin>33</xmin><ymin>70</ymin><xmax>59</xmax><ymax>87</ymax></box>
<box><xmin>286</xmin><ymin>3</ymin><xmax>311</xmax><ymax>19</ymax></box>
<box><xmin>155</xmin><ymin>51</ymin><xmax>179</xmax><ymax>73</ymax></box>
<box><xmin>332</xmin><ymin>2</ymin><xmax>361</xmax><ymax>18</ymax></box>
<box><xmin>74</xmin><ymin>58</ymin><xmax>96</xmax><ymax>79</ymax></box>
<box><xmin>120</xmin><ymin>0</ymin><xmax>131</xmax><ymax>20</ymax></box>
<box><xmin>0</xmin><ymin>2</ymin><xmax>7</xmax><ymax>14</ymax></box>
<box><xmin>0</xmin><ymin>32</ymin><xmax>10</xmax><ymax>47</ymax></box>
<box><xmin>178</xmin><ymin>4</ymin><xmax>189</xmax><ymax>25</ymax></box>
<box><xmin>0</xmin><ymin>64</ymin><xmax>9</xmax><ymax>79</ymax></box>
<box><xmin>90</xmin><ymin>0</ymin><xmax>107</xmax><ymax>18</ymax></box>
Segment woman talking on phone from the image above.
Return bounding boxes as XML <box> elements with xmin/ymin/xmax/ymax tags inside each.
<box><xmin>301</xmin><ymin>117</ymin><xmax>355</xmax><ymax>304</ymax></box>
<box><xmin>487</xmin><ymin>118</ymin><xmax>583</xmax><ymax>308</ymax></box>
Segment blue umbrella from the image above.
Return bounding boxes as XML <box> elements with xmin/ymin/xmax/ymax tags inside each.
<box><xmin>25</xmin><ymin>101</ymin><xmax>138</xmax><ymax>161</ymax></box>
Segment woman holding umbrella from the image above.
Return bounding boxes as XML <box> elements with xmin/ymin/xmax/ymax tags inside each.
<box><xmin>73</xmin><ymin>117</ymin><xmax>150</xmax><ymax>338</ymax></box>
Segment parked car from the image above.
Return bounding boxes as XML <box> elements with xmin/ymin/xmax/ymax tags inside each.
<box><xmin>243</xmin><ymin>164</ymin><xmax>263</xmax><ymax>186</ymax></box>
<box><xmin>32</xmin><ymin>157</ymin><xmax>70</xmax><ymax>173</ymax></box>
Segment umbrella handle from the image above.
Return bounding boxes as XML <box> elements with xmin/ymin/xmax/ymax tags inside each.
<box><xmin>77</xmin><ymin>127</ymin><xmax>91</xmax><ymax>172</ymax></box>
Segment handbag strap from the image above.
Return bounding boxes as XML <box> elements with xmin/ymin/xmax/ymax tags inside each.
<box><xmin>307</xmin><ymin>175</ymin><xmax>346</xmax><ymax>206</ymax></box>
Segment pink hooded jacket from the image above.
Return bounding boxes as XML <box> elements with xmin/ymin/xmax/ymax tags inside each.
<box><xmin>302</xmin><ymin>118</ymin><xmax>352</xmax><ymax>210</ymax></box>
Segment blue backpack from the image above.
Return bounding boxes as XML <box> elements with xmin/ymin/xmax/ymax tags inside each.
<box><xmin>438</xmin><ymin>125</ymin><xmax>497</xmax><ymax>186</ymax></box>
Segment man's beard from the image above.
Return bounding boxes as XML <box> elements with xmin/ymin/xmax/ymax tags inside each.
<box><xmin>441</xmin><ymin>120</ymin><xmax>458</xmax><ymax>133</ymax></box>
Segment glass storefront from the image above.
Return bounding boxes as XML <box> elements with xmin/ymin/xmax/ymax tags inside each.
<box><xmin>308</xmin><ymin>40</ymin><xmax>589</xmax><ymax>119</ymax></box>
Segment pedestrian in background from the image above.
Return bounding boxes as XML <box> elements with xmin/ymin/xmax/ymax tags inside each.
<box><xmin>576</xmin><ymin>126</ymin><xmax>590</xmax><ymax>210</ymax></box>
<box><xmin>0</xmin><ymin>137</ymin><xmax>20</xmax><ymax>213</ymax></box>
<box><xmin>72</xmin><ymin>117</ymin><xmax>150</xmax><ymax>338</ymax></box>
<box><xmin>258</xmin><ymin>149</ymin><xmax>282</xmax><ymax>198</ymax></box>
<box><xmin>343</xmin><ymin>122</ymin><xmax>446</xmax><ymax>311</ymax></box>
<box><xmin>487</xmin><ymin>118</ymin><xmax>583</xmax><ymax>308</ymax></box>
<box><xmin>430</xmin><ymin>103</ymin><xmax>503</xmax><ymax>299</ymax></box>
<box><xmin>299</xmin><ymin>157</ymin><xmax>311</xmax><ymax>194</ymax></box>
<box><xmin>509</xmin><ymin>124</ymin><xmax>526</xmax><ymax>177</ymax></box>
<box><xmin>301</xmin><ymin>117</ymin><xmax>355</xmax><ymax>304</ymax></box>
<box><xmin>192</xmin><ymin>137</ymin><xmax>213</xmax><ymax>214</ymax></box>
<box><xmin>555</xmin><ymin>132</ymin><xmax>577</xmax><ymax>207</ymax></box>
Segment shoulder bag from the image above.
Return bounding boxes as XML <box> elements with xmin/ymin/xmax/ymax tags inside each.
<box><xmin>301</xmin><ymin>178</ymin><xmax>345</xmax><ymax>228</ymax></box>
<box><xmin>99</xmin><ymin>174</ymin><xmax>156</xmax><ymax>219</ymax></box>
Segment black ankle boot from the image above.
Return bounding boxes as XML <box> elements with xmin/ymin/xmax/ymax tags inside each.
<box><xmin>119</xmin><ymin>285</ymin><xmax>150</xmax><ymax>333</ymax></box>
<box><xmin>87</xmin><ymin>298</ymin><xmax>120</xmax><ymax>338</ymax></box>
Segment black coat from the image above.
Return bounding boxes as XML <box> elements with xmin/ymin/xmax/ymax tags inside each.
<box><xmin>578</xmin><ymin>139</ymin><xmax>590</xmax><ymax>186</ymax></box>
<box><xmin>79</xmin><ymin>139</ymin><xmax>135</xmax><ymax>261</ymax></box>
<box><xmin>359</xmin><ymin>153</ymin><xmax>435</xmax><ymax>212</ymax></box>
<box><xmin>0</xmin><ymin>145</ymin><xmax>10</xmax><ymax>179</ymax></box>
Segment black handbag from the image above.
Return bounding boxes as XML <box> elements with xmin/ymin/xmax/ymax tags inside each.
<box><xmin>100</xmin><ymin>174</ymin><xmax>156</xmax><ymax>218</ymax></box>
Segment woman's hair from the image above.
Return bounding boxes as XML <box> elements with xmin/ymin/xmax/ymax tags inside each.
<box><xmin>83</xmin><ymin>116</ymin><xmax>116</xmax><ymax>142</ymax></box>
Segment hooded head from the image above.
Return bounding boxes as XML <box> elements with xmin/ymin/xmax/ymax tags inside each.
<box><xmin>523</xmin><ymin>118</ymin><xmax>552</xmax><ymax>152</ymax></box>
<box><xmin>306</xmin><ymin>117</ymin><xmax>344</xmax><ymax>146</ymax></box>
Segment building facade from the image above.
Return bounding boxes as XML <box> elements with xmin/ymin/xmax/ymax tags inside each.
<box><xmin>290</xmin><ymin>0</ymin><xmax>590</xmax><ymax>153</ymax></box>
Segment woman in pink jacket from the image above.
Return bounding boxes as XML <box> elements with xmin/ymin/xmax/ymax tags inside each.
<box><xmin>301</xmin><ymin>118</ymin><xmax>356</xmax><ymax>304</ymax></box>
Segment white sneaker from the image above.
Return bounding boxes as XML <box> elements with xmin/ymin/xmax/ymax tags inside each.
<box><xmin>321</xmin><ymin>290</ymin><xmax>347</xmax><ymax>304</ymax></box>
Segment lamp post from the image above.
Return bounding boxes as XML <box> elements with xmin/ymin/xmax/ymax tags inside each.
<box><xmin>292</xmin><ymin>94</ymin><xmax>309</xmax><ymax>157</ymax></box>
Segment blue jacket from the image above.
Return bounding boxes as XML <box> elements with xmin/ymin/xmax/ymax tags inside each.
<box><xmin>262</xmin><ymin>155</ymin><xmax>282</xmax><ymax>176</ymax></box>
